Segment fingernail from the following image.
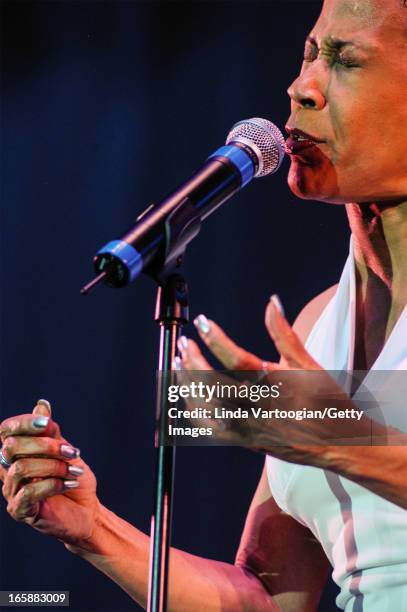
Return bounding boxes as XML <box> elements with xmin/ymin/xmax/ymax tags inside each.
<box><xmin>60</xmin><ymin>444</ymin><xmax>80</xmax><ymax>459</ymax></box>
<box><xmin>173</xmin><ymin>356</ymin><xmax>182</xmax><ymax>371</ymax></box>
<box><xmin>270</xmin><ymin>294</ymin><xmax>285</xmax><ymax>317</ymax></box>
<box><xmin>68</xmin><ymin>465</ymin><xmax>84</xmax><ymax>476</ymax></box>
<box><xmin>177</xmin><ymin>336</ymin><xmax>188</xmax><ymax>352</ymax></box>
<box><xmin>64</xmin><ymin>480</ymin><xmax>80</xmax><ymax>489</ymax></box>
<box><xmin>32</xmin><ymin>416</ymin><xmax>49</xmax><ymax>428</ymax></box>
<box><xmin>36</xmin><ymin>399</ymin><xmax>51</xmax><ymax>411</ymax></box>
<box><xmin>194</xmin><ymin>314</ymin><xmax>210</xmax><ymax>334</ymax></box>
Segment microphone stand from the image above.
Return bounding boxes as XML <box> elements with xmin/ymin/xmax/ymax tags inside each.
<box><xmin>147</xmin><ymin>271</ymin><xmax>188</xmax><ymax>612</ymax></box>
<box><xmin>144</xmin><ymin>197</ymin><xmax>201</xmax><ymax>611</ymax></box>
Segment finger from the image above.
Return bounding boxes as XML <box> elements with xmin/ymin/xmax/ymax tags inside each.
<box><xmin>177</xmin><ymin>337</ymin><xmax>212</xmax><ymax>370</ymax></box>
<box><xmin>0</xmin><ymin>462</ymin><xmax>9</xmax><ymax>483</ymax></box>
<box><xmin>3</xmin><ymin>458</ymin><xmax>84</xmax><ymax>499</ymax></box>
<box><xmin>260</xmin><ymin>360</ymin><xmax>284</xmax><ymax>373</ymax></box>
<box><xmin>193</xmin><ymin>314</ymin><xmax>264</xmax><ymax>370</ymax></box>
<box><xmin>0</xmin><ymin>413</ymin><xmax>60</xmax><ymax>442</ymax></box>
<box><xmin>1</xmin><ymin>436</ymin><xmax>80</xmax><ymax>465</ymax></box>
<box><xmin>8</xmin><ymin>477</ymin><xmax>79</xmax><ymax>523</ymax></box>
<box><xmin>265</xmin><ymin>296</ymin><xmax>321</xmax><ymax>370</ymax></box>
<box><xmin>33</xmin><ymin>399</ymin><xmax>52</xmax><ymax>418</ymax></box>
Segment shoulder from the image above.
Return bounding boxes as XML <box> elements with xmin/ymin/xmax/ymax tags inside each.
<box><xmin>292</xmin><ymin>284</ymin><xmax>338</xmax><ymax>345</ymax></box>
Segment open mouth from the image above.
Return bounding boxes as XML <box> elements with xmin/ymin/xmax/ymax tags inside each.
<box><xmin>285</xmin><ymin>128</ymin><xmax>325</xmax><ymax>155</ymax></box>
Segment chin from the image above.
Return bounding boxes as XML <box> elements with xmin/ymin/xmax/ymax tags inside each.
<box><xmin>287</xmin><ymin>160</ymin><xmax>346</xmax><ymax>205</ymax></box>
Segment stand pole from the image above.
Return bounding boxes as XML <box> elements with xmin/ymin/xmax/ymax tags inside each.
<box><xmin>147</xmin><ymin>272</ymin><xmax>188</xmax><ymax>612</ymax></box>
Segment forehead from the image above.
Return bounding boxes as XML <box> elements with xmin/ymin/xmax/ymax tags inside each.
<box><xmin>328</xmin><ymin>0</ymin><xmax>389</xmax><ymax>21</ymax></box>
<box><xmin>314</xmin><ymin>0</ymin><xmax>405</xmax><ymax>40</ymax></box>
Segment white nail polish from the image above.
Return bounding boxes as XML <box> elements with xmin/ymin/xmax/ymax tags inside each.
<box><xmin>270</xmin><ymin>294</ymin><xmax>285</xmax><ymax>316</ymax></box>
<box><xmin>178</xmin><ymin>336</ymin><xmax>188</xmax><ymax>351</ymax></box>
<box><xmin>173</xmin><ymin>356</ymin><xmax>182</xmax><ymax>371</ymax></box>
<box><xmin>194</xmin><ymin>314</ymin><xmax>210</xmax><ymax>334</ymax></box>
<box><xmin>64</xmin><ymin>480</ymin><xmax>80</xmax><ymax>489</ymax></box>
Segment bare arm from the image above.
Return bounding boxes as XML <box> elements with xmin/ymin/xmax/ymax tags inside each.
<box><xmin>73</xmin><ymin>499</ymin><xmax>279</xmax><ymax>611</ymax></box>
<box><xmin>1</xmin><ymin>415</ymin><xmax>330</xmax><ymax>611</ymax></box>
<box><xmin>72</xmin><ymin>463</ymin><xmax>329</xmax><ymax>612</ymax></box>
<box><xmin>235</xmin><ymin>465</ymin><xmax>330</xmax><ymax>612</ymax></box>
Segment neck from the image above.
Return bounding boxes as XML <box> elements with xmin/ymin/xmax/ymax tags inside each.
<box><xmin>346</xmin><ymin>200</ymin><xmax>407</xmax><ymax>305</ymax></box>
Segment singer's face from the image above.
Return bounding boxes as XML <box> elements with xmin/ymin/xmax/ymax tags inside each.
<box><xmin>286</xmin><ymin>0</ymin><xmax>407</xmax><ymax>204</ymax></box>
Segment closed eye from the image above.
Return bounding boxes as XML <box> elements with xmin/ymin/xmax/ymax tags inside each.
<box><xmin>304</xmin><ymin>35</ymin><xmax>362</xmax><ymax>69</ymax></box>
<box><xmin>303</xmin><ymin>41</ymin><xmax>318</xmax><ymax>62</ymax></box>
<box><xmin>336</xmin><ymin>53</ymin><xmax>359</xmax><ymax>68</ymax></box>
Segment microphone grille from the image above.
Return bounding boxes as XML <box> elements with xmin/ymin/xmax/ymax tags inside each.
<box><xmin>226</xmin><ymin>118</ymin><xmax>285</xmax><ymax>177</ymax></box>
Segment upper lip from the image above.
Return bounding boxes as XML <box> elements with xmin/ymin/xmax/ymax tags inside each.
<box><xmin>285</xmin><ymin>126</ymin><xmax>325</xmax><ymax>144</ymax></box>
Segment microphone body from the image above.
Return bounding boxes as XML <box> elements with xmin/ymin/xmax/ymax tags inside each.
<box><xmin>93</xmin><ymin>118</ymin><xmax>285</xmax><ymax>287</ymax></box>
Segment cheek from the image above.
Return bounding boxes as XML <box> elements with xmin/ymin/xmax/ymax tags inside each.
<box><xmin>329</xmin><ymin>78</ymin><xmax>407</xmax><ymax>176</ymax></box>
<box><xmin>318</xmin><ymin>96</ymin><xmax>401</xmax><ymax>199</ymax></box>
<box><xmin>330</xmin><ymin>109</ymin><xmax>407</xmax><ymax>199</ymax></box>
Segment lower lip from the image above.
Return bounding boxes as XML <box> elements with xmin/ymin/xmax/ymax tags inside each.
<box><xmin>285</xmin><ymin>136</ymin><xmax>323</xmax><ymax>155</ymax></box>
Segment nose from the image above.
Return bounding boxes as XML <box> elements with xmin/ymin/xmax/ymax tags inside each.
<box><xmin>287</xmin><ymin>72</ymin><xmax>326</xmax><ymax>110</ymax></box>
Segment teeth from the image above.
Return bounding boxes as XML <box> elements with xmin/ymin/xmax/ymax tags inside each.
<box><xmin>293</xmin><ymin>134</ymin><xmax>308</xmax><ymax>141</ymax></box>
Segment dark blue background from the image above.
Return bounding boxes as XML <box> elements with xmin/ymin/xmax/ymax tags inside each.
<box><xmin>1</xmin><ymin>1</ymin><xmax>348</xmax><ymax>610</ymax></box>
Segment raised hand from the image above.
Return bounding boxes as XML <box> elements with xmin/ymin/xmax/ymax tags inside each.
<box><xmin>175</xmin><ymin>297</ymin><xmax>389</xmax><ymax>463</ymax></box>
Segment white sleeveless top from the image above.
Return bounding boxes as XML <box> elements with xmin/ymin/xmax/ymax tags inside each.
<box><xmin>266</xmin><ymin>237</ymin><xmax>407</xmax><ymax>611</ymax></box>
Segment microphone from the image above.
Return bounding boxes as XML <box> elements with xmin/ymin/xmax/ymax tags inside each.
<box><xmin>81</xmin><ymin>118</ymin><xmax>285</xmax><ymax>293</ymax></box>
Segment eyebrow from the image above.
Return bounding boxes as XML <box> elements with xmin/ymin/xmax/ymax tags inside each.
<box><xmin>306</xmin><ymin>35</ymin><xmax>374</xmax><ymax>52</ymax></box>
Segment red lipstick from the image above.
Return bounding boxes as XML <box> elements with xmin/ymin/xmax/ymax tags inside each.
<box><xmin>285</xmin><ymin>127</ymin><xmax>325</xmax><ymax>155</ymax></box>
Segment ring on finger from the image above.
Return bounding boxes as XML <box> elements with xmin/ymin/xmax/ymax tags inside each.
<box><xmin>0</xmin><ymin>448</ymin><xmax>11</xmax><ymax>470</ymax></box>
